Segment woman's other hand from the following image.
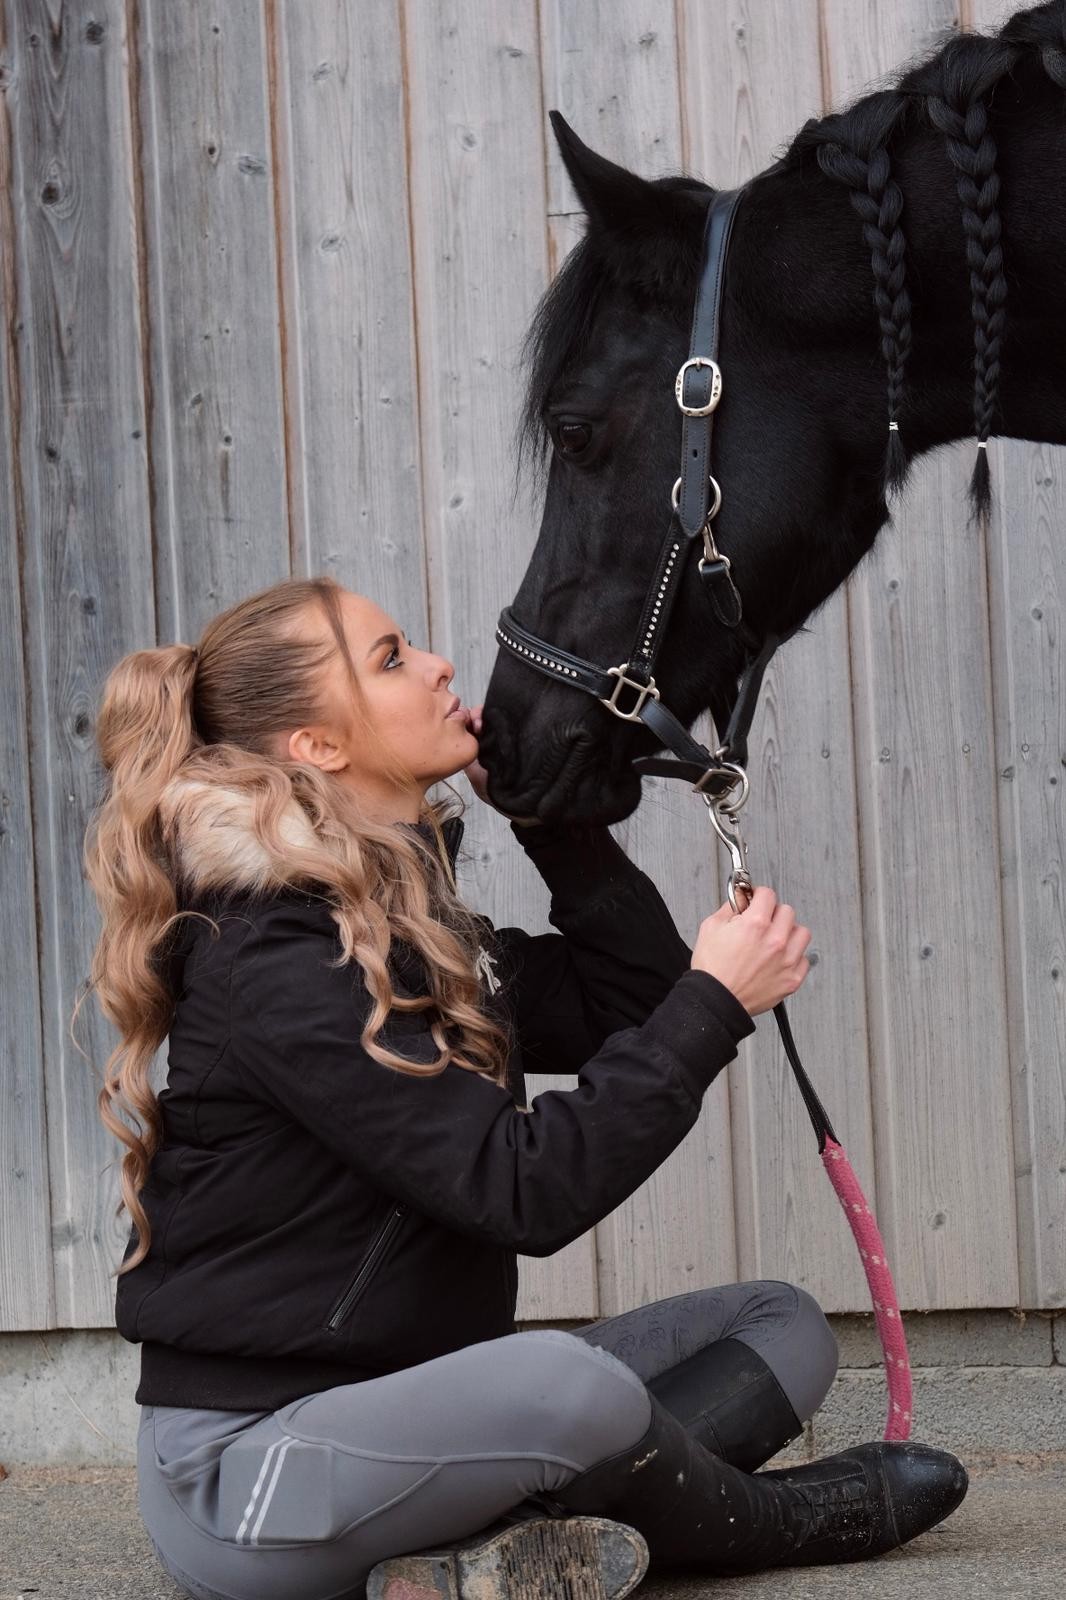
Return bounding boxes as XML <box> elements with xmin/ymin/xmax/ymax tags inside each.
<box><xmin>460</xmin><ymin>705</ymin><xmax>539</xmax><ymax>826</ymax></box>
<box><xmin>691</xmin><ymin>886</ymin><xmax>811</xmax><ymax>1017</ymax></box>
<box><xmin>459</xmin><ymin>705</ymin><xmax>490</xmax><ymax>801</ymax></box>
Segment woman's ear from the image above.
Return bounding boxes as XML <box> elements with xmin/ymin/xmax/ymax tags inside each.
<box><xmin>285</xmin><ymin>726</ymin><xmax>348</xmax><ymax>773</ymax></box>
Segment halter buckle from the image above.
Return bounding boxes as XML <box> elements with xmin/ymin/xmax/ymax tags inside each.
<box><xmin>675</xmin><ymin>357</ymin><xmax>723</xmax><ymax>416</ymax></box>
<box><xmin>599</xmin><ymin>666</ymin><xmax>661</xmax><ymax>722</ymax></box>
<box><xmin>693</xmin><ymin>760</ymin><xmax>749</xmax><ymax>808</ymax></box>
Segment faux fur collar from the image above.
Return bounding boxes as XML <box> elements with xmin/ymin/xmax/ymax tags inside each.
<box><xmin>158</xmin><ymin>775</ymin><xmax>465</xmax><ymax>901</ymax></box>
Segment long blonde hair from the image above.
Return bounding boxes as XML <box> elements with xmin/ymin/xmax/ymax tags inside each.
<box><xmin>81</xmin><ymin>575</ymin><xmax>511</xmax><ymax>1272</ymax></box>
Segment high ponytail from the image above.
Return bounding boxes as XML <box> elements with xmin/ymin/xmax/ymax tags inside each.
<box><xmin>80</xmin><ymin>643</ymin><xmax>203</xmax><ymax>1272</ymax></box>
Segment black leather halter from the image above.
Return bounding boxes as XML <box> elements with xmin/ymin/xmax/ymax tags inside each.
<box><xmin>496</xmin><ymin>184</ymin><xmax>789</xmax><ymax>792</ymax></box>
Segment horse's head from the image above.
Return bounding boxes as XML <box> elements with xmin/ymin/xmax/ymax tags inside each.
<box><xmin>479</xmin><ymin>13</ymin><xmax>1066</xmax><ymax>824</ymax></box>
<box><xmin>479</xmin><ymin>116</ymin><xmax>905</xmax><ymax>825</ymax></box>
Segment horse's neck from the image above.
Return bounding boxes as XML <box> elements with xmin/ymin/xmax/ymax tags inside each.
<box><xmin>907</xmin><ymin>54</ymin><xmax>1066</xmax><ymax>452</ymax></box>
<box><xmin>750</xmin><ymin>53</ymin><xmax>1066</xmax><ymax>458</ymax></box>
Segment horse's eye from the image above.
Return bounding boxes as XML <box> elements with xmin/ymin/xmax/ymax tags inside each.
<box><xmin>556</xmin><ymin>421</ymin><xmax>592</xmax><ymax>456</ymax></box>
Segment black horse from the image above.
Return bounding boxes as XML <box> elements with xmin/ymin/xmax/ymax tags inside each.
<box><xmin>480</xmin><ymin>0</ymin><xmax>1066</xmax><ymax>826</ymax></box>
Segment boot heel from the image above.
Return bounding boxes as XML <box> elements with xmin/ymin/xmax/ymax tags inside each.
<box><xmin>365</xmin><ymin>1515</ymin><xmax>648</xmax><ymax>1600</ymax></box>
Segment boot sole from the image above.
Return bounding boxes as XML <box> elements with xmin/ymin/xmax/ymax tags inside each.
<box><xmin>365</xmin><ymin>1514</ymin><xmax>648</xmax><ymax>1600</ymax></box>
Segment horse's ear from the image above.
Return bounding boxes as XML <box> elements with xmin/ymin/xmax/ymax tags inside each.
<box><xmin>549</xmin><ymin>110</ymin><xmax>695</xmax><ymax>239</ymax></box>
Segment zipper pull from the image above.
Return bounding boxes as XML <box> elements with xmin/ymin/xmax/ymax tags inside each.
<box><xmin>475</xmin><ymin>944</ymin><xmax>501</xmax><ymax>995</ymax></box>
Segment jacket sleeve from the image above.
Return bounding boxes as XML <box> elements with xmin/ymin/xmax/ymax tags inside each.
<box><xmin>494</xmin><ymin>819</ymin><xmax>752</xmax><ymax>1074</ymax></box>
<box><xmin>228</xmin><ymin>904</ymin><xmax>755</xmax><ymax>1258</ymax></box>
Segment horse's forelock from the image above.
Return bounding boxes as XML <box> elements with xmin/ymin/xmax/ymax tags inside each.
<box><xmin>517</xmin><ymin>231</ymin><xmax>607</xmax><ymax>479</ymax></box>
<box><xmin>517</xmin><ymin>177</ymin><xmax>710</xmax><ymax>483</ymax></box>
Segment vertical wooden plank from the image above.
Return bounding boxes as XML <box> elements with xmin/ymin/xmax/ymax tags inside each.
<box><xmin>966</xmin><ymin>0</ymin><xmax>1019</xmax><ymax>26</ymax></box>
<box><xmin>7</xmin><ymin>0</ymin><xmax>155</xmax><ymax>1326</ymax></box>
<box><xmin>681</xmin><ymin>0</ymin><xmax>820</xmax><ymax>183</ymax></box>
<box><xmin>541</xmin><ymin>0</ymin><xmax>683</xmax><ymax>203</ymax></box>
<box><xmin>0</xmin><ymin>0</ymin><xmax>54</xmax><ymax>1329</ymax></box>
<box><xmin>724</xmin><ymin>602</ymin><xmax>880</xmax><ymax>1311</ymax></box>
<box><xmin>403</xmin><ymin>0</ymin><xmax>597</xmax><ymax>1318</ymax></box>
<box><xmin>824</xmin><ymin>0</ymin><xmax>1019</xmax><ymax>1306</ymax></box>
<box><xmin>269</xmin><ymin>0</ymin><xmax>427</xmax><ymax>629</ymax></box>
<box><xmin>984</xmin><ymin>439</ymin><xmax>1066</xmax><ymax>1308</ymax></box>
<box><xmin>540</xmin><ymin>0</ymin><xmax>740</xmax><ymax>1317</ymax></box>
<box><xmin>968</xmin><ymin>7</ymin><xmax>1066</xmax><ymax>1311</ymax></box>
<box><xmin>681</xmin><ymin>0</ymin><xmax>877</xmax><ymax>1311</ymax></box>
<box><xmin>137</xmin><ymin>0</ymin><xmax>289</xmax><ymax>641</ymax></box>
<box><xmin>402</xmin><ymin>0</ymin><xmax>546</xmax><ymax>733</ymax></box>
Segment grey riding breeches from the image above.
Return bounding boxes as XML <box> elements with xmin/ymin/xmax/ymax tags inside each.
<box><xmin>137</xmin><ymin>1278</ymin><xmax>838</xmax><ymax>1600</ymax></box>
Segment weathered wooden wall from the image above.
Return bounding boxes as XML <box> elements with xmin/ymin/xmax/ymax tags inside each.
<box><xmin>1</xmin><ymin>0</ymin><xmax>1062</xmax><ymax>1335</ymax></box>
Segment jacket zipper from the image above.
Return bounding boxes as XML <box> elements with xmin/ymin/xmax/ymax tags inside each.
<box><xmin>326</xmin><ymin>1204</ymin><xmax>407</xmax><ymax>1332</ymax></box>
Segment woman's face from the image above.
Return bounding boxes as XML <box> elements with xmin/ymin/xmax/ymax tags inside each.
<box><xmin>283</xmin><ymin>591</ymin><xmax>478</xmax><ymax>819</ymax></box>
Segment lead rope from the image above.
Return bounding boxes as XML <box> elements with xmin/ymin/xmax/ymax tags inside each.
<box><xmin>703</xmin><ymin>772</ymin><xmax>913</xmax><ymax>1441</ymax></box>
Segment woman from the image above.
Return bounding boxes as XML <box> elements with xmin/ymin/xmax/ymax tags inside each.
<box><xmin>85</xmin><ymin>574</ymin><xmax>966</xmax><ymax>1600</ymax></box>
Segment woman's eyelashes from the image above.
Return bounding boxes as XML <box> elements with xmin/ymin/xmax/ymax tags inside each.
<box><xmin>383</xmin><ymin>634</ymin><xmax>422</xmax><ymax>669</ymax></box>
<box><xmin>384</xmin><ymin>635</ymin><xmax>417</xmax><ymax>669</ymax></box>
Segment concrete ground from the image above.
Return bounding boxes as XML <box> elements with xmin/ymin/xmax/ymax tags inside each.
<box><xmin>1</xmin><ymin>1455</ymin><xmax>1063</xmax><ymax>1600</ymax></box>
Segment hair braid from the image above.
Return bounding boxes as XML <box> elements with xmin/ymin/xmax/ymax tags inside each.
<box><xmin>927</xmin><ymin>49</ymin><xmax>1009</xmax><ymax>519</ymax></box>
<box><xmin>812</xmin><ymin>94</ymin><xmax>912</xmax><ymax>494</ymax></box>
<box><xmin>1001</xmin><ymin>1</ymin><xmax>1066</xmax><ymax>89</ymax></box>
<box><xmin>1042</xmin><ymin>37</ymin><xmax>1066</xmax><ymax>88</ymax></box>
<box><xmin>785</xmin><ymin>7</ymin><xmax>1066</xmax><ymax>513</ymax></box>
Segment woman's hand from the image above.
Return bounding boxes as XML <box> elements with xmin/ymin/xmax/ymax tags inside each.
<box><xmin>460</xmin><ymin>705</ymin><xmax>540</xmax><ymax>826</ymax></box>
<box><xmin>691</xmin><ymin>885</ymin><xmax>812</xmax><ymax>1017</ymax></box>
<box><xmin>459</xmin><ymin>705</ymin><xmax>492</xmax><ymax>803</ymax></box>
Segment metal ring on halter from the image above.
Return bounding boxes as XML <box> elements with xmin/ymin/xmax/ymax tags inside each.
<box><xmin>671</xmin><ymin>473</ymin><xmax>722</xmax><ymax>521</ymax></box>
<box><xmin>694</xmin><ymin>760</ymin><xmax>749</xmax><ymax>811</ymax></box>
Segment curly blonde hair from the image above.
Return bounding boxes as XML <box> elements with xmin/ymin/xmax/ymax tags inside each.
<box><xmin>81</xmin><ymin>575</ymin><xmax>510</xmax><ymax>1273</ymax></box>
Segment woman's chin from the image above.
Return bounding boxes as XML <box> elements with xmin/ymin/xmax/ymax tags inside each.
<box><xmin>435</xmin><ymin>731</ymin><xmax>480</xmax><ymax>783</ymax></box>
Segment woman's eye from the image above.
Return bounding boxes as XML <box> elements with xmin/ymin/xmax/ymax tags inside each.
<box><xmin>384</xmin><ymin>646</ymin><xmax>402</xmax><ymax>669</ymax></box>
<box><xmin>556</xmin><ymin>421</ymin><xmax>592</xmax><ymax>456</ymax></box>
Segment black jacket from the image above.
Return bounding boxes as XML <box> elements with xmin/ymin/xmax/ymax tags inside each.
<box><xmin>116</xmin><ymin>788</ymin><xmax>755</xmax><ymax>1410</ymax></box>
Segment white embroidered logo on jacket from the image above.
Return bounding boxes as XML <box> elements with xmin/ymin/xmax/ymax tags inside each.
<box><xmin>474</xmin><ymin>944</ymin><xmax>501</xmax><ymax>995</ymax></box>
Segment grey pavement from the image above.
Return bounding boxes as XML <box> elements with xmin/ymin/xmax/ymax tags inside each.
<box><xmin>1</xmin><ymin>1456</ymin><xmax>1063</xmax><ymax>1600</ymax></box>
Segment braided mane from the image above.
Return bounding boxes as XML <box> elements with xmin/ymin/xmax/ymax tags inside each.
<box><xmin>520</xmin><ymin>1</ymin><xmax>1066</xmax><ymax>519</ymax></box>
<box><xmin>791</xmin><ymin>0</ymin><xmax>1066</xmax><ymax>515</ymax></box>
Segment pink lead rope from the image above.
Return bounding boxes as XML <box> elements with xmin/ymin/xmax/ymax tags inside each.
<box><xmin>821</xmin><ymin>1136</ymin><xmax>913</xmax><ymax>1439</ymax></box>
<box><xmin>771</xmin><ymin>993</ymin><xmax>913</xmax><ymax>1444</ymax></box>
<box><xmin>770</xmin><ymin>984</ymin><xmax>914</xmax><ymax>1443</ymax></box>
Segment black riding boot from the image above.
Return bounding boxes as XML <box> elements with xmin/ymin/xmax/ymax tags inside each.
<box><xmin>549</xmin><ymin>1391</ymin><xmax>968</xmax><ymax>1575</ymax></box>
<box><xmin>646</xmin><ymin>1336</ymin><xmax>803</xmax><ymax>1470</ymax></box>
